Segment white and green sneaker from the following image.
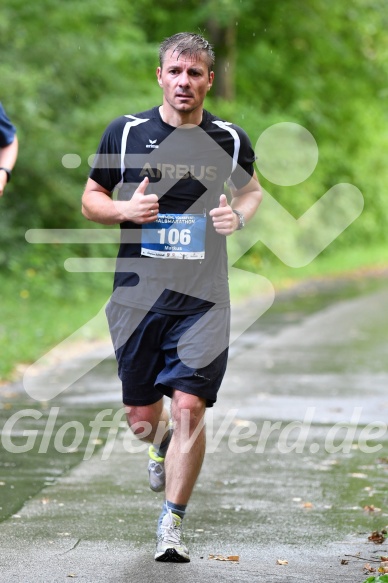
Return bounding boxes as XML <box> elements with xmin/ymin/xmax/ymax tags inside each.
<box><xmin>148</xmin><ymin>445</ymin><xmax>166</xmax><ymax>492</ymax></box>
<box><xmin>155</xmin><ymin>510</ymin><xmax>190</xmax><ymax>563</ymax></box>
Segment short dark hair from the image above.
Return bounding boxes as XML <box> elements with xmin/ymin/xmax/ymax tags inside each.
<box><xmin>159</xmin><ymin>32</ymin><xmax>215</xmax><ymax>72</ymax></box>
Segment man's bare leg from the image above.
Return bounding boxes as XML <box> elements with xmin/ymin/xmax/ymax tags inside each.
<box><xmin>154</xmin><ymin>390</ymin><xmax>206</xmax><ymax>562</ymax></box>
<box><xmin>125</xmin><ymin>399</ymin><xmax>172</xmax><ymax>492</ymax></box>
<box><xmin>165</xmin><ymin>391</ymin><xmax>206</xmax><ymax>505</ymax></box>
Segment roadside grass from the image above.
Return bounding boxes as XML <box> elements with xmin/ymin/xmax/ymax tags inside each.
<box><xmin>0</xmin><ymin>271</ymin><xmax>112</xmax><ymax>381</ymax></box>
<box><xmin>0</xmin><ymin>244</ymin><xmax>387</xmax><ymax>382</ymax></box>
<box><xmin>230</xmin><ymin>242</ymin><xmax>388</xmax><ymax>302</ymax></box>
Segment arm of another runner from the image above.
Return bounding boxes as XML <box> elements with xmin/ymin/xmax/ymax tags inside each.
<box><xmin>0</xmin><ymin>135</ymin><xmax>18</xmax><ymax>197</ymax></box>
<box><xmin>81</xmin><ymin>176</ymin><xmax>159</xmax><ymax>225</ymax></box>
<box><xmin>209</xmin><ymin>170</ymin><xmax>262</xmax><ymax>236</ymax></box>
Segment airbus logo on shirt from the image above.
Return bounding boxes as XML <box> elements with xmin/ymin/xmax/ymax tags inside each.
<box><xmin>146</xmin><ymin>139</ymin><xmax>159</xmax><ymax>149</ymax></box>
<box><xmin>139</xmin><ymin>162</ymin><xmax>217</xmax><ymax>181</ymax></box>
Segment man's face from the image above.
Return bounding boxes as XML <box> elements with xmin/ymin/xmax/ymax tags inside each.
<box><xmin>156</xmin><ymin>49</ymin><xmax>214</xmax><ymax>115</ymax></box>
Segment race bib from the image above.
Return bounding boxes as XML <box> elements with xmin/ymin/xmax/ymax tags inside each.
<box><xmin>141</xmin><ymin>213</ymin><xmax>206</xmax><ymax>260</ymax></box>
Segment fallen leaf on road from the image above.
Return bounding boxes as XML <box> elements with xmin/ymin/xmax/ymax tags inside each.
<box><xmin>368</xmin><ymin>531</ymin><xmax>387</xmax><ymax>544</ymax></box>
<box><xmin>208</xmin><ymin>554</ymin><xmax>239</xmax><ymax>562</ymax></box>
<box><xmin>364</xmin><ymin>563</ymin><xmax>377</xmax><ymax>573</ymax></box>
<box><xmin>379</xmin><ymin>563</ymin><xmax>388</xmax><ymax>574</ymax></box>
<box><xmin>364</xmin><ymin>505</ymin><xmax>381</xmax><ymax>513</ymax></box>
<box><xmin>277</xmin><ymin>559</ymin><xmax>288</xmax><ymax>565</ymax></box>
<box><xmin>302</xmin><ymin>502</ymin><xmax>313</xmax><ymax>508</ymax></box>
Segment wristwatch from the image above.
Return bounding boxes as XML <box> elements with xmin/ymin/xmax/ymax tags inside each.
<box><xmin>0</xmin><ymin>167</ymin><xmax>11</xmax><ymax>183</ymax></box>
<box><xmin>233</xmin><ymin>209</ymin><xmax>245</xmax><ymax>230</ymax></box>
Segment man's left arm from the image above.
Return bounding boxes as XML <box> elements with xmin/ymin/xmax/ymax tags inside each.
<box><xmin>209</xmin><ymin>170</ymin><xmax>262</xmax><ymax>236</ymax></box>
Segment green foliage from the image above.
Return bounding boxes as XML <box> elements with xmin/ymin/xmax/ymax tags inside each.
<box><xmin>136</xmin><ymin>0</ymin><xmax>388</xmax><ymax>261</ymax></box>
<box><xmin>0</xmin><ymin>0</ymin><xmax>158</xmax><ymax>262</ymax></box>
<box><xmin>1</xmin><ymin>0</ymin><xmax>387</xmax><ymax>265</ymax></box>
<box><xmin>363</xmin><ymin>576</ymin><xmax>388</xmax><ymax>583</ymax></box>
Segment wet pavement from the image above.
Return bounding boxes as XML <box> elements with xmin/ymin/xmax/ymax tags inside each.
<box><xmin>1</xmin><ymin>274</ymin><xmax>388</xmax><ymax>582</ymax></box>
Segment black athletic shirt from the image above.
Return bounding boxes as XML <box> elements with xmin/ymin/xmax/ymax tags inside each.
<box><xmin>90</xmin><ymin>106</ymin><xmax>255</xmax><ymax>315</ymax></box>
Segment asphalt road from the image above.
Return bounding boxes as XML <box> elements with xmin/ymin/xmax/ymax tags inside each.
<box><xmin>1</xmin><ymin>275</ymin><xmax>388</xmax><ymax>582</ymax></box>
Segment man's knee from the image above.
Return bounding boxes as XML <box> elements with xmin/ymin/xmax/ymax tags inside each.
<box><xmin>125</xmin><ymin>400</ymin><xmax>164</xmax><ymax>437</ymax></box>
<box><xmin>172</xmin><ymin>391</ymin><xmax>206</xmax><ymax>434</ymax></box>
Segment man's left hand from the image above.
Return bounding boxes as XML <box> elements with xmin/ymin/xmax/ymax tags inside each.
<box><xmin>209</xmin><ymin>194</ymin><xmax>238</xmax><ymax>236</ymax></box>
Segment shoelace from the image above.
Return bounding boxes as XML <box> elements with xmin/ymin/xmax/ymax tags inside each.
<box><xmin>160</xmin><ymin>515</ymin><xmax>182</xmax><ymax>545</ymax></box>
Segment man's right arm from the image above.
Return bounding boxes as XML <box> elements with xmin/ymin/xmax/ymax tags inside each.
<box><xmin>81</xmin><ymin>177</ymin><xmax>159</xmax><ymax>225</ymax></box>
<box><xmin>82</xmin><ymin>178</ymin><xmax>124</xmax><ymax>225</ymax></box>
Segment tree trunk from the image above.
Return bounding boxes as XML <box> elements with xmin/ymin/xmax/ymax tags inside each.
<box><xmin>207</xmin><ymin>18</ymin><xmax>236</xmax><ymax>100</ymax></box>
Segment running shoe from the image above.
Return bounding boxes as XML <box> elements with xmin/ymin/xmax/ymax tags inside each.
<box><xmin>155</xmin><ymin>510</ymin><xmax>190</xmax><ymax>562</ymax></box>
<box><xmin>148</xmin><ymin>445</ymin><xmax>166</xmax><ymax>492</ymax></box>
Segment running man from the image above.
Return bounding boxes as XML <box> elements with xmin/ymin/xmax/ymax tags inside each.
<box><xmin>82</xmin><ymin>32</ymin><xmax>262</xmax><ymax>562</ymax></box>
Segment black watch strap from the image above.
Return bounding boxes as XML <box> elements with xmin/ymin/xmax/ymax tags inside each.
<box><xmin>0</xmin><ymin>167</ymin><xmax>11</xmax><ymax>183</ymax></box>
<box><xmin>233</xmin><ymin>209</ymin><xmax>245</xmax><ymax>230</ymax></box>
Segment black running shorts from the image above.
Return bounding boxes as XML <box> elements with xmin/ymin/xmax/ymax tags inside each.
<box><xmin>105</xmin><ymin>301</ymin><xmax>230</xmax><ymax>408</ymax></box>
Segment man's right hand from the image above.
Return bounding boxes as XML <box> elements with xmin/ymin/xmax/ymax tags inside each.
<box><xmin>120</xmin><ymin>177</ymin><xmax>159</xmax><ymax>224</ymax></box>
<box><xmin>82</xmin><ymin>177</ymin><xmax>159</xmax><ymax>226</ymax></box>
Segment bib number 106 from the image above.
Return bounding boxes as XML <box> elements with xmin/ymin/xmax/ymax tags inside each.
<box><xmin>157</xmin><ymin>228</ymin><xmax>191</xmax><ymax>246</ymax></box>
